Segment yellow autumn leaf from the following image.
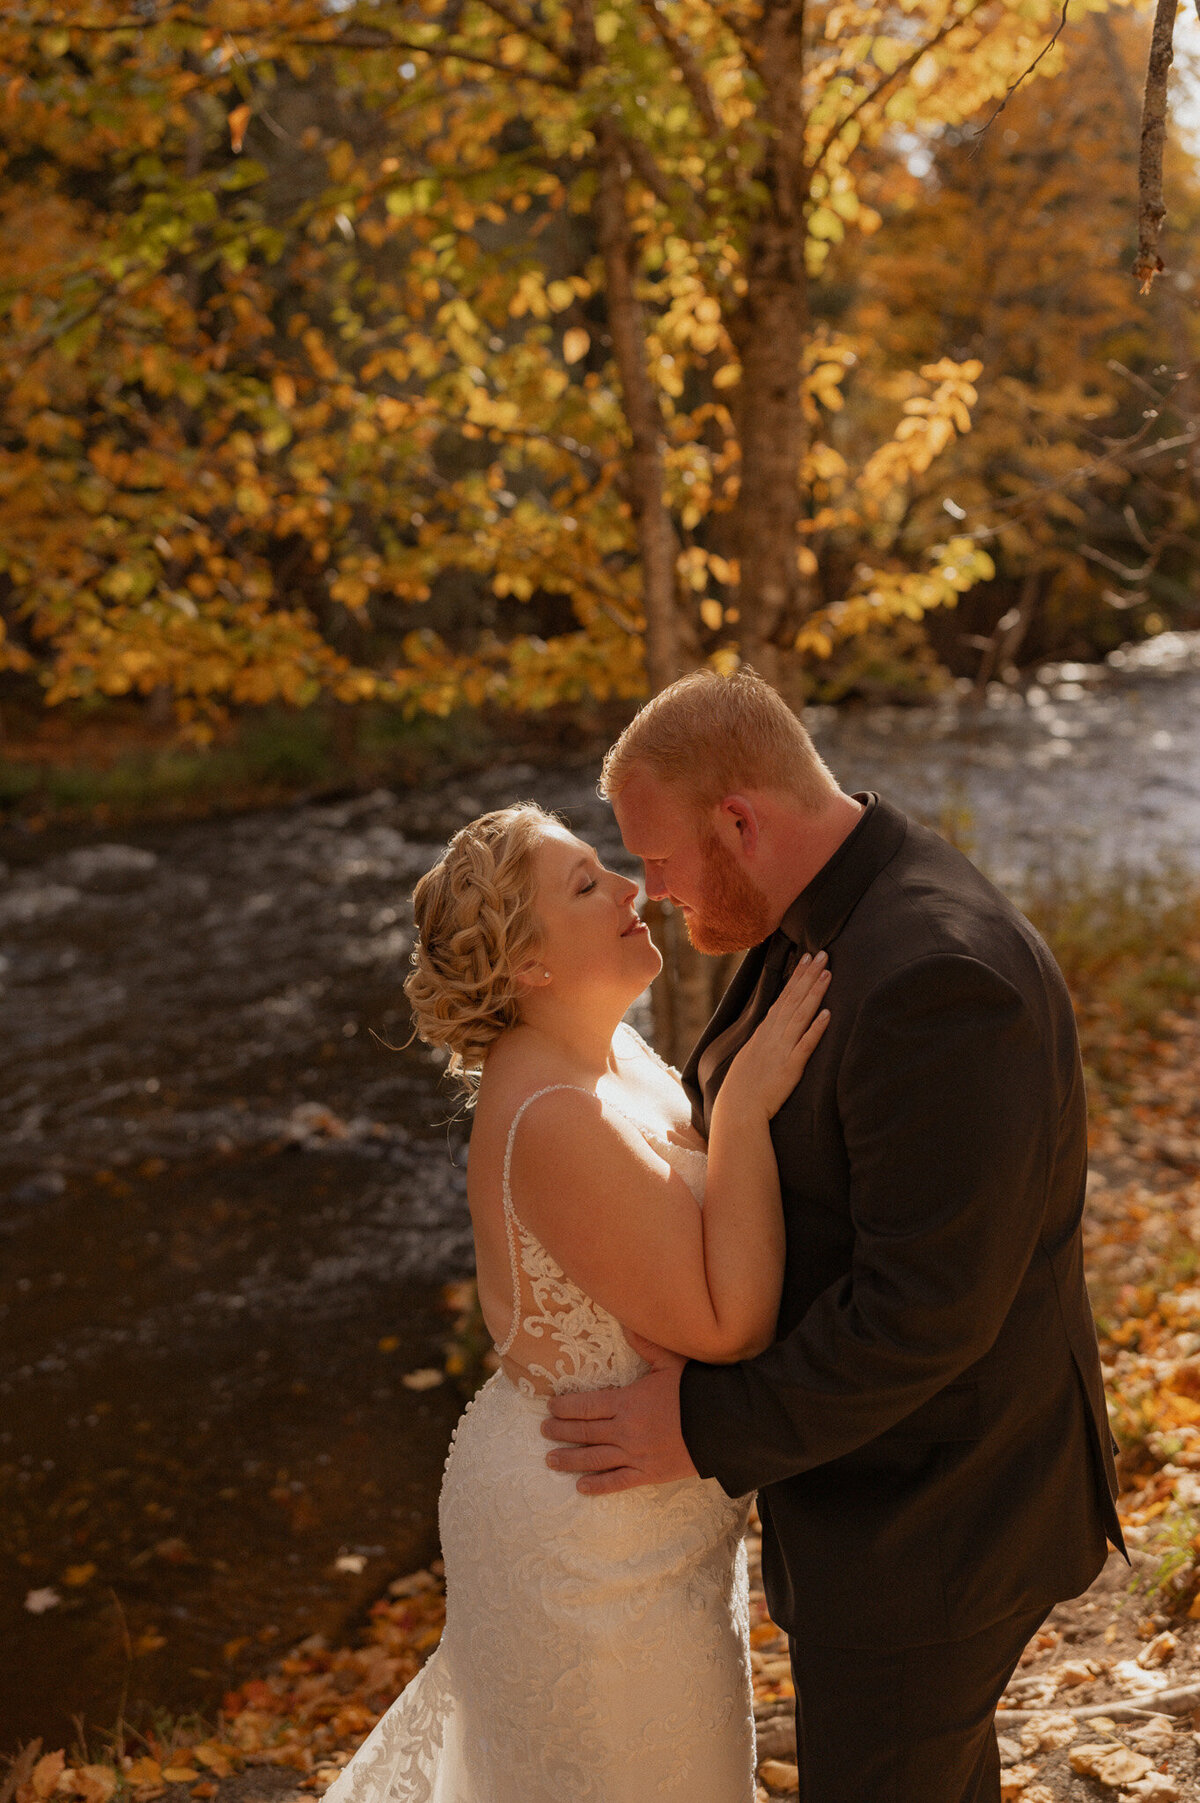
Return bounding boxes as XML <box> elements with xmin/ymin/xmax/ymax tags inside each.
<box><xmin>808</xmin><ymin>206</ymin><xmax>845</xmax><ymax>243</ymax></box>
<box><xmin>699</xmin><ymin>598</ymin><xmax>724</xmax><ymax>630</ymax></box>
<box><xmin>562</xmin><ymin>327</ymin><xmax>590</xmax><ymax>365</ymax></box>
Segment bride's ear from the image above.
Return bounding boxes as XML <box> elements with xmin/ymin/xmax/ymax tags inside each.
<box><xmin>514</xmin><ymin>958</ymin><xmax>552</xmax><ymax>992</ymax></box>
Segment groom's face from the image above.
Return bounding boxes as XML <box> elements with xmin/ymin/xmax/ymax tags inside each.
<box><xmin>611</xmin><ymin>770</ymin><xmax>774</xmax><ymax>956</ymax></box>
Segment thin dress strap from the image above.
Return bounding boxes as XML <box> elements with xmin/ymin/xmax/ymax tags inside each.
<box><xmin>495</xmin><ymin>1084</ymin><xmax>593</xmax><ymax>1358</ymax></box>
<box><xmin>618</xmin><ymin>1016</ymin><xmax>681</xmax><ymax>1081</ymax></box>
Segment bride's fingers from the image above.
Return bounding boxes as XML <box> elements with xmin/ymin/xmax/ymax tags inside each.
<box><xmin>772</xmin><ymin>952</ymin><xmax>828</xmax><ymax>1020</ymax></box>
<box><xmin>769</xmin><ymin>963</ymin><xmax>830</xmax><ymax>1043</ymax></box>
<box><xmin>783</xmin><ymin>1008</ymin><xmax>831</xmax><ymax>1071</ymax></box>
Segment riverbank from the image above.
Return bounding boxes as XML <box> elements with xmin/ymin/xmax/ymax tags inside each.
<box><xmin>0</xmin><ymin>695</ymin><xmax>619</xmax><ymax>833</ymax></box>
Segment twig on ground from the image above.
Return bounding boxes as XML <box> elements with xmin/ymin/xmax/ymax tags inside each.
<box><xmin>996</xmin><ymin>1678</ymin><xmax>1200</xmax><ymax>1725</ymax></box>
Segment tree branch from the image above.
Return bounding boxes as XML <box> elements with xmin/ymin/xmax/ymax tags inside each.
<box><xmin>971</xmin><ymin>0</ymin><xmax>1070</xmax><ymax>143</ymax></box>
<box><xmin>474</xmin><ymin>0</ymin><xmax>565</xmax><ymax>64</ymax></box>
<box><xmin>13</xmin><ymin>14</ymin><xmax>575</xmax><ymax>86</ymax></box>
<box><xmin>1134</xmin><ymin>0</ymin><xmax>1179</xmax><ymax>290</ymax></box>
<box><xmin>638</xmin><ymin>0</ymin><xmax>723</xmax><ymax>135</ymax></box>
<box><xmin>618</xmin><ymin>129</ymin><xmax>709</xmax><ymax>236</ymax></box>
<box><xmin>808</xmin><ymin>5</ymin><xmax>976</xmax><ymax>173</ymax></box>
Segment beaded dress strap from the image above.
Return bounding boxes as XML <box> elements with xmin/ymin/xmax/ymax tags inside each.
<box><xmin>617</xmin><ymin>1017</ymin><xmax>682</xmax><ymax>1081</ymax></box>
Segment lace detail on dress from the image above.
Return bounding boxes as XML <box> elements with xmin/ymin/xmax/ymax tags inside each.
<box><xmin>321</xmin><ymin>1036</ymin><xmax>755</xmax><ymax>1803</ymax></box>
<box><xmin>493</xmin><ymin>1070</ymin><xmax>708</xmax><ymax>1399</ymax></box>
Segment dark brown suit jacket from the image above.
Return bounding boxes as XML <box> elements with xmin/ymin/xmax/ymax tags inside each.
<box><xmin>679</xmin><ymin>794</ymin><xmax>1123</xmax><ymax>1649</ymax></box>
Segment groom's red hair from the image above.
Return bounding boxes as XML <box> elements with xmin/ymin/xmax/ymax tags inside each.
<box><xmin>599</xmin><ymin>667</ymin><xmax>838</xmax><ymax>812</ymax></box>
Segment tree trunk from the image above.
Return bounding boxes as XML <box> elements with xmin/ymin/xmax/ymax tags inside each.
<box><xmin>727</xmin><ymin>0</ymin><xmax>811</xmax><ymax>682</ymax></box>
<box><xmin>592</xmin><ymin>116</ymin><xmax>682</xmax><ymax>696</ymax></box>
<box><xmin>574</xmin><ymin>3</ymin><xmax>732</xmax><ymax>1057</ymax></box>
<box><xmin>1094</xmin><ymin>11</ymin><xmax>1197</xmax><ymax>475</ymax></box>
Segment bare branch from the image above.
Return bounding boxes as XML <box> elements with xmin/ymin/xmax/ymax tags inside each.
<box><xmin>638</xmin><ymin>0</ymin><xmax>723</xmax><ymax>135</ymax></box>
<box><xmin>474</xmin><ymin>0</ymin><xmax>565</xmax><ymax>64</ymax></box>
<box><xmin>288</xmin><ymin>30</ymin><xmax>575</xmax><ymax>85</ymax></box>
<box><xmin>12</xmin><ymin>13</ymin><xmax>575</xmax><ymax>86</ymax></box>
<box><xmin>1134</xmin><ymin>0</ymin><xmax>1179</xmax><ymax>290</ymax></box>
<box><xmin>618</xmin><ymin>129</ymin><xmax>709</xmax><ymax>235</ymax></box>
<box><xmin>809</xmin><ymin>4</ymin><xmax>978</xmax><ymax>173</ymax></box>
<box><xmin>971</xmin><ymin>0</ymin><xmax>1070</xmax><ymax>143</ymax></box>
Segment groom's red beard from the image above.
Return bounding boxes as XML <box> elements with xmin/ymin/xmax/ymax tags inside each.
<box><xmin>679</xmin><ymin>826</ymin><xmax>776</xmax><ymax>956</ymax></box>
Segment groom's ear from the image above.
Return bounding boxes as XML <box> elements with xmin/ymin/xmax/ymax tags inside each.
<box><xmin>718</xmin><ymin>794</ymin><xmax>760</xmax><ymax>856</ymax></box>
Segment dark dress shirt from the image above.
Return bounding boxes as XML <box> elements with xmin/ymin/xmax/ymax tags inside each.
<box><xmin>679</xmin><ymin>794</ymin><xmax>1123</xmax><ymax>1648</ymax></box>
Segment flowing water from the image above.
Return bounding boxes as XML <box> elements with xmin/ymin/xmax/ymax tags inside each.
<box><xmin>1</xmin><ymin>633</ymin><xmax>1198</xmax><ymax>1750</ymax></box>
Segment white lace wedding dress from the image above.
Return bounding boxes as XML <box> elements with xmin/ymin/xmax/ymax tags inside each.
<box><xmin>324</xmin><ymin>1063</ymin><xmax>756</xmax><ymax>1803</ymax></box>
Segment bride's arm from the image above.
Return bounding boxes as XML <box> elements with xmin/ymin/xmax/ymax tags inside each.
<box><xmin>508</xmin><ymin>955</ymin><xmax>830</xmax><ymax>1363</ymax></box>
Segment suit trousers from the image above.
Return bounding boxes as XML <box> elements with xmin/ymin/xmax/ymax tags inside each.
<box><xmin>787</xmin><ymin>1604</ymin><xmax>1049</xmax><ymax>1803</ymax></box>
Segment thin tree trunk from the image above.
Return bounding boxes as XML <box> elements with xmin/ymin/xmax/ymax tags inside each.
<box><xmin>727</xmin><ymin>0</ymin><xmax>811</xmax><ymax>682</ymax></box>
<box><xmin>592</xmin><ymin>119</ymin><xmax>682</xmax><ymax>696</ymax></box>
<box><xmin>1094</xmin><ymin>12</ymin><xmax>1196</xmax><ymax>474</ymax></box>
<box><xmin>1134</xmin><ymin>0</ymin><xmax>1178</xmax><ymax>290</ymax></box>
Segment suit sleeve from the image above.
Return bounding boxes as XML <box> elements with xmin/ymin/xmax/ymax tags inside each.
<box><xmin>679</xmin><ymin>953</ymin><xmax>1052</xmax><ymax>1494</ymax></box>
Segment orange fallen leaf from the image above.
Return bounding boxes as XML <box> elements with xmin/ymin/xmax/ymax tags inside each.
<box><xmin>122</xmin><ymin>1761</ymin><xmax>161</xmax><ymax>1786</ymax></box>
<box><xmin>31</xmin><ymin>1753</ymin><xmax>65</xmax><ymax>1799</ymax></box>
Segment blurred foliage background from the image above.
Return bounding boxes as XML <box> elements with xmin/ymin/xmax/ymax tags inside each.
<box><xmin>0</xmin><ymin>0</ymin><xmax>1197</xmax><ymax>779</ymax></box>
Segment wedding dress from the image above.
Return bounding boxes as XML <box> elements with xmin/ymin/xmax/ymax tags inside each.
<box><xmin>325</xmin><ymin>1046</ymin><xmax>756</xmax><ymax>1803</ymax></box>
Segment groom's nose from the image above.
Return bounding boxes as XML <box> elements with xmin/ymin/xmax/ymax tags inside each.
<box><xmin>642</xmin><ymin>864</ymin><xmax>668</xmax><ymax>900</ymax></box>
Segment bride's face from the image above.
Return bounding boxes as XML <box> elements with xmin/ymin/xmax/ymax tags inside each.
<box><xmin>525</xmin><ymin>824</ymin><xmax>662</xmax><ymax>1003</ymax></box>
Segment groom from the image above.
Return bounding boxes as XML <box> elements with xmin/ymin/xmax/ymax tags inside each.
<box><xmin>543</xmin><ymin>668</ymin><xmax>1122</xmax><ymax>1803</ymax></box>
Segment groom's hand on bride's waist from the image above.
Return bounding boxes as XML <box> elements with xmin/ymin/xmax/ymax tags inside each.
<box><xmin>541</xmin><ymin>1334</ymin><xmax>699</xmax><ymax>1493</ymax></box>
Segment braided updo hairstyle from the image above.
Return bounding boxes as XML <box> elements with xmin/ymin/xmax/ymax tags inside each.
<box><xmin>404</xmin><ymin>803</ymin><xmax>556</xmax><ymax>1097</ymax></box>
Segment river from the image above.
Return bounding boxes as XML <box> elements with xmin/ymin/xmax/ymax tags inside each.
<box><xmin>2</xmin><ymin>632</ymin><xmax>1198</xmax><ymax>1750</ymax></box>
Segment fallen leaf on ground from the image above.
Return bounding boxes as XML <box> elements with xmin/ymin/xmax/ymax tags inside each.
<box><xmin>1020</xmin><ymin>1710</ymin><xmax>1078</xmax><ymax>1754</ymax></box>
<box><xmin>1138</xmin><ymin>1629</ymin><xmax>1179</xmax><ymax>1667</ymax></box>
<box><xmin>1069</xmin><ymin>1742</ymin><xmax>1154</xmax><ymax>1786</ymax></box>
<box><xmin>1127</xmin><ymin>1713</ymin><xmax>1175</xmax><ymax>1753</ymax></box>
<box><xmin>31</xmin><ymin>1755</ymin><xmax>65</xmax><ymax>1799</ymax></box>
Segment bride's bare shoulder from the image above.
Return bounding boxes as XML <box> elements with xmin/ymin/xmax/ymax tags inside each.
<box><xmin>469</xmin><ymin>1034</ymin><xmax>594</xmax><ymax>1167</ymax></box>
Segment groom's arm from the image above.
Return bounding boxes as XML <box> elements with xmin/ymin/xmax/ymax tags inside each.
<box><xmin>678</xmin><ymin>951</ymin><xmax>1064</xmax><ymax>1495</ymax></box>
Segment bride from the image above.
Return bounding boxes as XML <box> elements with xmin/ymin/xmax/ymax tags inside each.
<box><xmin>324</xmin><ymin>803</ymin><xmax>831</xmax><ymax>1803</ymax></box>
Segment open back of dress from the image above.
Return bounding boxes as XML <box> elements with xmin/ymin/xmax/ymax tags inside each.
<box><xmin>321</xmin><ymin>1079</ymin><xmax>755</xmax><ymax>1803</ymax></box>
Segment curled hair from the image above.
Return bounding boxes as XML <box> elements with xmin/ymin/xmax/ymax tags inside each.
<box><xmin>404</xmin><ymin>804</ymin><xmax>556</xmax><ymax>1098</ymax></box>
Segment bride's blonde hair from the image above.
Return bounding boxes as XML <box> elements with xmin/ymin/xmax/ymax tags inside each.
<box><xmin>404</xmin><ymin>803</ymin><xmax>556</xmax><ymax>1096</ymax></box>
